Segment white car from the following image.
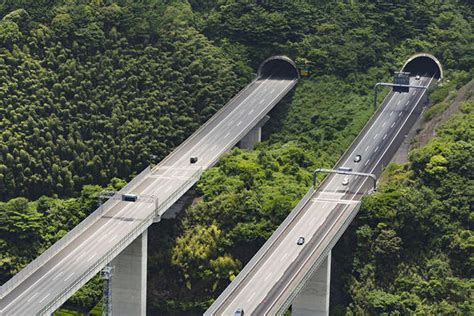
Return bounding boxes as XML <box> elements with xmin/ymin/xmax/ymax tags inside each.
<box><xmin>342</xmin><ymin>176</ymin><xmax>349</xmax><ymax>186</ymax></box>
<box><xmin>415</xmin><ymin>75</ymin><xmax>420</xmax><ymax>80</ymax></box>
<box><xmin>354</xmin><ymin>155</ymin><xmax>362</xmax><ymax>163</ymax></box>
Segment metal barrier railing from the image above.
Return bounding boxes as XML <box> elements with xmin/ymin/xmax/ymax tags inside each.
<box><xmin>205</xmin><ymin>186</ymin><xmax>314</xmax><ymax>315</ymax></box>
<box><xmin>0</xmin><ymin>167</ymin><xmax>151</xmax><ymax>299</ymax></box>
<box><xmin>37</xmin><ymin>167</ymin><xmax>202</xmax><ymax>315</ymax></box>
<box><xmin>154</xmin><ymin>78</ymin><xmax>259</xmax><ymax>171</ymax></box>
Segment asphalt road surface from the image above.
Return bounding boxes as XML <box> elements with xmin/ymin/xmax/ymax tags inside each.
<box><xmin>206</xmin><ymin>75</ymin><xmax>435</xmax><ymax>315</ymax></box>
<box><xmin>0</xmin><ymin>72</ymin><xmax>297</xmax><ymax>315</ymax></box>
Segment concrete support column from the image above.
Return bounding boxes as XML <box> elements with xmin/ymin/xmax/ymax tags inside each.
<box><xmin>239</xmin><ymin>115</ymin><xmax>270</xmax><ymax>150</ymax></box>
<box><xmin>239</xmin><ymin>126</ymin><xmax>262</xmax><ymax>150</ymax></box>
<box><xmin>292</xmin><ymin>251</ymin><xmax>331</xmax><ymax>316</ymax></box>
<box><xmin>111</xmin><ymin>230</ymin><xmax>147</xmax><ymax>316</ymax></box>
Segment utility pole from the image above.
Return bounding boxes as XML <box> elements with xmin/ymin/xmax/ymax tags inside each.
<box><xmin>101</xmin><ymin>264</ymin><xmax>114</xmax><ymax>316</ymax></box>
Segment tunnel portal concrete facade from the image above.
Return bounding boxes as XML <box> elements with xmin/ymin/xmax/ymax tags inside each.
<box><xmin>258</xmin><ymin>55</ymin><xmax>300</xmax><ymax>80</ymax></box>
<box><xmin>402</xmin><ymin>53</ymin><xmax>443</xmax><ymax>80</ymax></box>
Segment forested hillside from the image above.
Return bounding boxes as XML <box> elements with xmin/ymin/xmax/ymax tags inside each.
<box><xmin>147</xmin><ymin>1</ymin><xmax>473</xmax><ymax>314</ymax></box>
<box><xmin>330</xmin><ymin>86</ymin><xmax>473</xmax><ymax>314</ymax></box>
<box><xmin>0</xmin><ymin>0</ymin><xmax>472</xmax><ymax>314</ymax></box>
<box><xmin>0</xmin><ymin>0</ymin><xmax>246</xmax><ymax>200</ymax></box>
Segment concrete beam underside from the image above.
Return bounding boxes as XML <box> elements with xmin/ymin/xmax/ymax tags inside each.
<box><xmin>111</xmin><ymin>230</ymin><xmax>147</xmax><ymax>316</ymax></box>
<box><xmin>292</xmin><ymin>252</ymin><xmax>331</xmax><ymax>316</ymax></box>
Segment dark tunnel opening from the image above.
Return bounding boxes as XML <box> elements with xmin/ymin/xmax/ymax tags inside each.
<box><xmin>258</xmin><ymin>56</ymin><xmax>300</xmax><ymax>80</ymax></box>
<box><xmin>402</xmin><ymin>54</ymin><xmax>443</xmax><ymax>80</ymax></box>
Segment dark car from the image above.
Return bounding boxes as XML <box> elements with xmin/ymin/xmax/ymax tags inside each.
<box><xmin>297</xmin><ymin>236</ymin><xmax>305</xmax><ymax>245</ymax></box>
<box><xmin>122</xmin><ymin>194</ymin><xmax>138</xmax><ymax>202</ymax></box>
<box><xmin>190</xmin><ymin>156</ymin><xmax>198</xmax><ymax>164</ymax></box>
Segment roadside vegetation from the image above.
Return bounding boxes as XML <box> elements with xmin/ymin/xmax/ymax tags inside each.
<box><xmin>0</xmin><ymin>0</ymin><xmax>472</xmax><ymax>314</ymax></box>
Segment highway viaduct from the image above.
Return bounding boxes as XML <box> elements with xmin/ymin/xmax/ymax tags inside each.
<box><xmin>0</xmin><ymin>56</ymin><xmax>300</xmax><ymax>315</ymax></box>
<box><xmin>206</xmin><ymin>53</ymin><xmax>443</xmax><ymax>316</ymax></box>
<box><xmin>0</xmin><ymin>53</ymin><xmax>443</xmax><ymax>315</ymax></box>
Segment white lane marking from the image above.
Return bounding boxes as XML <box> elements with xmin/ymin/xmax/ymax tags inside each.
<box><xmin>72</xmin><ymin>254</ymin><xmax>82</xmax><ymax>264</ymax></box>
<box><xmin>261</xmin><ymin>203</ymin><xmax>352</xmax><ymax>314</ymax></box>
<box><xmin>271</xmin><ymin>89</ymin><xmax>275</xmax><ymax>93</ymax></box>
<box><xmin>254</xmin><ymin>78</ymin><xmax>433</xmax><ymax>315</ymax></box>
<box><xmin>0</xmin><ymin>190</ymin><xmax>141</xmax><ymax>312</ymax></box>
<box><xmin>279</xmin><ymin>252</ymin><xmax>289</xmax><ymax>262</ymax></box>
<box><xmin>224</xmin><ymin>79</ymin><xmax>295</xmax><ymax>157</ymax></box>
<box><xmin>313</xmin><ymin>198</ymin><xmax>359</xmax><ymax>204</ymax></box>
<box><xmin>7</xmin><ymin>80</ymin><xmax>290</xmax><ymax>313</ymax></box>
<box><xmin>249</xmin><ymin>109</ymin><xmax>255</xmax><ymax>115</ymax></box>
<box><xmin>165</xmin><ymin>79</ymin><xmax>274</xmax><ymax>169</ymax></box>
<box><xmin>52</xmin><ymin>271</ymin><xmax>64</xmax><ymax>281</ymax></box>
<box><xmin>224</xmin><ymin>132</ymin><xmax>230</xmax><ymax>138</ymax></box>
<box><xmin>391</xmin><ymin>122</ymin><xmax>396</xmax><ymax>128</ymax></box>
<box><xmin>237</xmin><ymin>121</ymin><xmax>242</xmax><ymax>126</ymax></box>
<box><xmin>39</xmin><ymin>293</ymin><xmax>50</xmax><ymax>303</ymax></box>
<box><xmin>1</xmin><ymin>129</ymin><xmax>168</xmax><ymax>311</ymax></box>
<box><xmin>348</xmin><ymin>75</ymin><xmax>434</xmax><ymax>199</ymax></box>
<box><xmin>306</xmin><ymin>89</ymin><xmax>398</xmax><ymax>190</ymax></box>
<box><xmin>87</xmin><ymin>252</ymin><xmax>97</xmax><ymax>262</ymax></box>
<box><xmin>26</xmin><ymin>292</ymin><xmax>39</xmax><ymax>303</ymax></box>
<box><xmin>364</xmin><ymin>159</ymin><xmax>370</xmax><ymax>166</ymax></box>
<box><xmin>383</xmin><ymin>134</ymin><xmax>387</xmax><ymax>140</ymax></box>
<box><xmin>398</xmin><ymin>112</ymin><xmax>402</xmax><ymax>117</ymax></box>
<box><xmin>390</xmin><ymin>111</ymin><xmax>393</xmax><ymax>117</ymax></box>
<box><xmin>247</xmin><ymin>292</ymin><xmax>256</xmax><ymax>302</ymax></box>
<box><xmin>64</xmin><ymin>272</ymin><xmax>75</xmax><ymax>281</ymax></box>
<box><xmin>365</xmin><ymin>146</ymin><xmax>369</xmax><ymax>152</ymax></box>
<box><xmin>406</xmin><ymin>101</ymin><xmax>410</xmax><ymax>105</ymax></box>
<box><xmin>264</xmin><ymin>271</ymin><xmax>273</xmax><ymax>281</ymax></box>
<box><xmin>373</xmin><ymin>133</ymin><xmax>378</xmax><ymax>140</ymax></box>
<box><xmin>397</xmin><ymin>100</ymin><xmax>401</xmax><ymax>105</ymax></box>
<box><xmin>374</xmin><ymin>146</ymin><xmax>379</xmax><ymax>153</ymax></box>
<box><xmin>259</xmin><ymin>99</ymin><xmax>265</xmax><ymax>104</ymax></box>
<box><xmin>230</xmin><ymin>201</ymin><xmax>329</xmax><ymax>313</ymax></box>
<box><xmin>382</xmin><ymin>122</ymin><xmax>386</xmax><ymax>127</ymax></box>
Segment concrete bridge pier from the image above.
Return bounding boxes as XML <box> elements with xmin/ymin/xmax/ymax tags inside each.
<box><xmin>111</xmin><ymin>230</ymin><xmax>148</xmax><ymax>316</ymax></box>
<box><xmin>239</xmin><ymin>115</ymin><xmax>270</xmax><ymax>150</ymax></box>
<box><xmin>292</xmin><ymin>252</ymin><xmax>331</xmax><ymax>316</ymax></box>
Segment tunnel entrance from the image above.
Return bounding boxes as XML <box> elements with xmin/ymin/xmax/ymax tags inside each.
<box><xmin>258</xmin><ymin>56</ymin><xmax>300</xmax><ymax>80</ymax></box>
<box><xmin>402</xmin><ymin>53</ymin><xmax>443</xmax><ymax>80</ymax></box>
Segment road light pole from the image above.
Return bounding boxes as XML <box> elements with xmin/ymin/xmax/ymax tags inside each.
<box><xmin>373</xmin><ymin>82</ymin><xmax>427</xmax><ymax>109</ymax></box>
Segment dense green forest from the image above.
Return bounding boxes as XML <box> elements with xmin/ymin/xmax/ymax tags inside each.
<box><xmin>331</xmin><ymin>96</ymin><xmax>473</xmax><ymax>314</ymax></box>
<box><xmin>0</xmin><ymin>0</ymin><xmax>472</xmax><ymax>314</ymax></box>
<box><xmin>0</xmin><ymin>0</ymin><xmax>246</xmax><ymax>200</ymax></box>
